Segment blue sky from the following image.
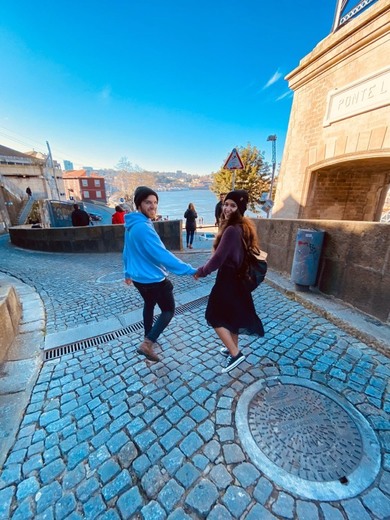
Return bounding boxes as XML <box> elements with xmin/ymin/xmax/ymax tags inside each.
<box><xmin>0</xmin><ymin>1</ymin><xmax>337</xmax><ymax>175</ymax></box>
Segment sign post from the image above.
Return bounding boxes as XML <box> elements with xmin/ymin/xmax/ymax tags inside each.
<box><xmin>223</xmin><ymin>148</ymin><xmax>244</xmax><ymax>190</ymax></box>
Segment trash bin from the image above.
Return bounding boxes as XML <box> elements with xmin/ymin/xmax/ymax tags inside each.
<box><xmin>291</xmin><ymin>228</ymin><xmax>325</xmax><ymax>291</ymax></box>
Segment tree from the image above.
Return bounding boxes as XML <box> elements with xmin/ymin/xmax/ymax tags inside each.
<box><xmin>211</xmin><ymin>144</ymin><xmax>271</xmax><ymax>212</ymax></box>
<box><xmin>112</xmin><ymin>157</ymin><xmax>156</xmax><ymax>211</ymax></box>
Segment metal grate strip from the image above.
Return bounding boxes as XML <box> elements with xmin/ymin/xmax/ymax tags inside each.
<box><xmin>44</xmin><ymin>295</ymin><xmax>208</xmax><ymax>361</ymax></box>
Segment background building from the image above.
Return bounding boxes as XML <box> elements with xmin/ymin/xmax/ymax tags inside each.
<box><xmin>63</xmin><ymin>169</ymin><xmax>107</xmax><ymax>203</ymax></box>
<box><xmin>274</xmin><ymin>1</ymin><xmax>390</xmax><ymax>221</ymax></box>
<box><xmin>63</xmin><ymin>160</ymin><xmax>74</xmax><ymax>171</ymax></box>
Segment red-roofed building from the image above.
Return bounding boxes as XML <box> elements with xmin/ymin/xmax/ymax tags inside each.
<box><xmin>63</xmin><ymin>170</ymin><xmax>107</xmax><ymax>203</ymax></box>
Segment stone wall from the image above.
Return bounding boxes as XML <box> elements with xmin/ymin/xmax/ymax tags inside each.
<box><xmin>9</xmin><ymin>220</ymin><xmax>183</xmax><ymax>253</ymax></box>
<box><xmin>0</xmin><ymin>286</ymin><xmax>21</xmax><ymax>363</ymax></box>
<box><xmin>253</xmin><ymin>219</ymin><xmax>389</xmax><ymax>323</ymax></box>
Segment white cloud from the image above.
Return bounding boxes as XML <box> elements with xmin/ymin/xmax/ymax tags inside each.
<box><xmin>276</xmin><ymin>91</ymin><xmax>292</xmax><ymax>101</ymax></box>
<box><xmin>263</xmin><ymin>70</ymin><xmax>282</xmax><ymax>90</ymax></box>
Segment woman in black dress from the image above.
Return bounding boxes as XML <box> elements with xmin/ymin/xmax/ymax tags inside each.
<box><xmin>195</xmin><ymin>190</ymin><xmax>264</xmax><ymax>373</ymax></box>
<box><xmin>184</xmin><ymin>203</ymin><xmax>198</xmax><ymax>248</ymax></box>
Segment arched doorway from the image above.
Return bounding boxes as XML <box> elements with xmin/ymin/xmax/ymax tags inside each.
<box><xmin>301</xmin><ymin>156</ymin><xmax>390</xmax><ymax>221</ymax></box>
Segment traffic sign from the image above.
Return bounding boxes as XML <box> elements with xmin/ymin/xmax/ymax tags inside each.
<box><xmin>223</xmin><ymin>148</ymin><xmax>244</xmax><ymax>170</ymax></box>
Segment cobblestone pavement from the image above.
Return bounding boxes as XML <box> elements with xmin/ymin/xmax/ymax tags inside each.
<box><xmin>0</xmin><ymin>235</ymin><xmax>390</xmax><ymax>519</ymax></box>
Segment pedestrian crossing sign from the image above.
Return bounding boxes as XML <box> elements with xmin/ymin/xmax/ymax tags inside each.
<box><xmin>223</xmin><ymin>148</ymin><xmax>244</xmax><ymax>170</ymax></box>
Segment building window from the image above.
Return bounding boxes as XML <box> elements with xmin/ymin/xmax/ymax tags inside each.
<box><xmin>81</xmin><ymin>179</ymin><xmax>88</xmax><ymax>187</ymax></box>
<box><xmin>94</xmin><ymin>179</ymin><xmax>101</xmax><ymax>187</ymax></box>
<box><xmin>96</xmin><ymin>191</ymin><xmax>102</xmax><ymax>198</ymax></box>
<box><xmin>83</xmin><ymin>191</ymin><xmax>89</xmax><ymax>198</ymax></box>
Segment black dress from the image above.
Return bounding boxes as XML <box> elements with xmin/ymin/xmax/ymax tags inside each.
<box><xmin>200</xmin><ymin>225</ymin><xmax>264</xmax><ymax>337</ymax></box>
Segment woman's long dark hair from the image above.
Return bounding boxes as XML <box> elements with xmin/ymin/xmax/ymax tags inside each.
<box><xmin>213</xmin><ymin>209</ymin><xmax>260</xmax><ymax>252</ymax></box>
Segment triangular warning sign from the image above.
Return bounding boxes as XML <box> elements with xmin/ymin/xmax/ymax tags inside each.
<box><xmin>223</xmin><ymin>148</ymin><xmax>244</xmax><ymax>170</ymax></box>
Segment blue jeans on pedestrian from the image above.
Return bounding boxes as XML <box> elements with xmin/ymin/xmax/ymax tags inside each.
<box><xmin>186</xmin><ymin>230</ymin><xmax>195</xmax><ymax>246</ymax></box>
<box><xmin>133</xmin><ymin>278</ymin><xmax>175</xmax><ymax>343</ymax></box>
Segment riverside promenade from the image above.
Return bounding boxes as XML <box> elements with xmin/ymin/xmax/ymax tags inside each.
<box><xmin>0</xmin><ymin>232</ymin><xmax>389</xmax><ymax>519</ymax></box>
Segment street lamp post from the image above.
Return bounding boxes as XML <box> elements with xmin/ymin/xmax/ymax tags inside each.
<box><xmin>267</xmin><ymin>134</ymin><xmax>277</xmax><ymax>201</ymax></box>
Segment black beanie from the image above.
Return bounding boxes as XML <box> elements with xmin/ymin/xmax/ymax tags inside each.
<box><xmin>134</xmin><ymin>186</ymin><xmax>159</xmax><ymax>208</ymax></box>
<box><xmin>224</xmin><ymin>190</ymin><xmax>248</xmax><ymax>215</ymax></box>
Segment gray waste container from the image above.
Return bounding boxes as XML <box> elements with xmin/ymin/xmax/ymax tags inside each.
<box><xmin>291</xmin><ymin>228</ymin><xmax>325</xmax><ymax>291</ymax></box>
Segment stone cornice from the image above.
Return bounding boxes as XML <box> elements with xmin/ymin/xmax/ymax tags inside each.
<box><xmin>286</xmin><ymin>2</ymin><xmax>390</xmax><ymax>90</ymax></box>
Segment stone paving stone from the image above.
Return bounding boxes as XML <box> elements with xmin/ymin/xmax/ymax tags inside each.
<box><xmin>141</xmin><ymin>500</ymin><xmax>167</xmax><ymax>520</ymax></box>
<box><xmin>253</xmin><ymin>477</ymin><xmax>273</xmax><ymax>505</ymax></box>
<box><xmin>209</xmin><ymin>464</ymin><xmax>233</xmax><ymax>490</ymax></box>
<box><xmin>296</xmin><ymin>500</ymin><xmax>319</xmax><ymax>520</ymax></box>
<box><xmin>54</xmin><ymin>493</ymin><xmax>77</xmax><ymax>520</ymax></box>
<box><xmin>362</xmin><ymin>488</ymin><xmax>390</xmax><ymax>519</ymax></box>
<box><xmin>272</xmin><ymin>492</ymin><xmax>295</xmax><ymax>519</ymax></box>
<box><xmin>39</xmin><ymin>458</ymin><xmax>66</xmax><ymax>485</ymax></box>
<box><xmin>83</xmin><ymin>495</ymin><xmax>106</xmax><ymax>518</ymax></box>
<box><xmin>175</xmin><ymin>462</ymin><xmax>200</xmax><ymax>488</ymax></box>
<box><xmin>222</xmin><ymin>485</ymin><xmax>251</xmax><ymax>518</ymax></box>
<box><xmin>132</xmin><ymin>454</ymin><xmax>152</xmax><ymax>478</ymax></box>
<box><xmin>217</xmin><ymin>426</ymin><xmax>235</xmax><ymax>442</ymax></box>
<box><xmin>245</xmin><ymin>503</ymin><xmax>278</xmax><ymax>519</ymax></box>
<box><xmin>35</xmin><ymin>481</ymin><xmax>62</xmax><ymax>514</ymax></box>
<box><xmin>158</xmin><ymin>479</ymin><xmax>185</xmax><ymax>512</ymax></box>
<box><xmin>116</xmin><ymin>486</ymin><xmax>144</xmax><ymax>518</ymax></box>
<box><xmin>185</xmin><ymin>478</ymin><xmax>219</xmax><ymax>517</ymax></box>
<box><xmin>141</xmin><ymin>465</ymin><xmax>166</xmax><ymax>498</ymax></box>
<box><xmin>160</xmin><ymin>429</ymin><xmax>183</xmax><ymax>451</ymax></box>
<box><xmin>0</xmin><ymin>486</ymin><xmax>15</xmax><ymax>519</ymax></box>
<box><xmin>180</xmin><ymin>432</ymin><xmax>203</xmax><ymax>457</ymax></box>
<box><xmin>166</xmin><ymin>508</ymin><xmax>192</xmax><ymax>520</ymax></box>
<box><xmin>208</xmin><ymin>504</ymin><xmax>233</xmax><ymax>519</ymax></box>
<box><xmin>11</xmin><ymin>499</ymin><xmax>34</xmax><ymax>520</ymax></box>
<box><xmin>233</xmin><ymin>462</ymin><xmax>260</xmax><ymax>488</ymax></box>
<box><xmin>222</xmin><ymin>443</ymin><xmax>245</xmax><ymax>464</ymax></box>
<box><xmin>0</xmin><ymin>465</ymin><xmax>21</xmax><ymax>489</ymax></box>
<box><xmin>320</xmin><ymin>503</ymin><xmax>345</xmax><ymax>520</ymax></box>
<box><xmin>341</xmin><ymin>498</ymin><xmax>372</xmax><ymax>520</ymax></box>
<box><xmin>62</xmin><ymin>464</ymin><xmax>85</xmax><ymax>491</ymax></box>
<box><xmin>102</xmin><ymin>469</ymin><xmax>132</xmax><ymax>502</ymax></box>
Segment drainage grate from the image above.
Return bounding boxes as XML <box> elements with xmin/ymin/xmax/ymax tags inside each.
<box><xmin>44</xmin><ymin>295</ymin><xmax>208</xmax><ymax>361</ymax></box>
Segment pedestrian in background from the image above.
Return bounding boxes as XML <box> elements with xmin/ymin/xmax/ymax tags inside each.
<box><xmin>195</xmin><ymin>190</ymin><xmax>264</xmax><ymax>373</ymax></box>
<box><xmin>112</xmin><ymin>205</ymin><xmax>125</xmax><ymax>224</ymax></box>
<box><xmin>124</xmin><ymin>186</ymin><xmax>197</xmax><ymax>362</ymax></box>
<box><xmin>71</xmin><ymin>204</ymin><xmax>90</xmax><ymax>227</ymax></box>
<box><xmin>26</xmin><ymin>187</ymin><xmax>32</xmax><ymax>198</ymax></box>
<box><xmin>184</xmin><ymin>202</ymin><xmax>198</xmax><ymax>248</ymax></box>
<box><xmin>214</xmin><ymin>193</ymin><xmax>226</xmax><ymax>226</ymax></box>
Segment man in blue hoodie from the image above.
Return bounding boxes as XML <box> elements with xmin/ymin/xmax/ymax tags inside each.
<box><xmin>124</xmin><ymin>186</ymin><xmax>197</xmax><ymax>362</ymax></box>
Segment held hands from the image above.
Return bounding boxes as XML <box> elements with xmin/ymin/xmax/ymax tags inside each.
<box><xmin>193</xmin><ymin>269</ymin><xmax>204</xmax><ymax>280</ymax></box>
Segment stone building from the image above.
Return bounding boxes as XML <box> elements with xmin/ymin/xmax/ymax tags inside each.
<box><xmin>274</xmin><ymin>1</ymin><xmax>390</xmax><ymax>221</ymax></box>
<box><xmin>0</xmin><ymin>144</ymin><xmax>65</xmax><ymax>230</ymax></box>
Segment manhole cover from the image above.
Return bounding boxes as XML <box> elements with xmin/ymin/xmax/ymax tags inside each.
<box><xmin>236</xmin><ymin>377</ymin><xmax>381</xmax><ymax>501</ymax></box>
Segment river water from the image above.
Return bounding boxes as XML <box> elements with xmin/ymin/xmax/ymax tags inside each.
<box><xmin>157</xmin><ymin>190</ymin><xmax>218</xmax><ymax>225</ymax></box>
<box><xmin>157</xmin><ymin>189</ymin><xmax>262</xmax><ymax>225</ymax></box>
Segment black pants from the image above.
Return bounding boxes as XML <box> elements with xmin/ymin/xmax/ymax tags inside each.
<box><xmin>133</xmin><ymin>279</ymin><xmax>175</xmax><ymax>342</ymax></box>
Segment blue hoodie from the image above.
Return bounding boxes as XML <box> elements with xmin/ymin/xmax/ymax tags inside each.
<box><xmin>123</xmin><ymin>212</ymin><xmax>196</xmax><ymax>283</ymax></box>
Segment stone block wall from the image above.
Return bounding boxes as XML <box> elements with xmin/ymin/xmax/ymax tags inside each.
<box><xmin>9</xmin><ymin>220</ymin><xmax>183</xmax><ymax>253</ymax></box>
<box><xmin>252</xmin><ymin>218</ymin><xmax>389</xmax><ymax>323</ymax></box>
<box><xmin>0</xmin><ymin>286</ymin><xmax>21</xmax><ymax>363</ymax></box>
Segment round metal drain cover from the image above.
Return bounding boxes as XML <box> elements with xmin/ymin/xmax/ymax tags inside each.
<box><xmin>236</xmin><ymin>377</ymin><xmax>380</xmax><ymax>501</ymax></box>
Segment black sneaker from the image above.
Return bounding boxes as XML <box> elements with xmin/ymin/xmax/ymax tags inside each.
<box><xmin>221</xmin><ymin>352</ymin><xmax>245</xmax><ymax>373</ymax></box>
<box><xmin>220</xmin><ymin>347</ymin><xmax>229</xmax><ymax>357</ymax></box>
